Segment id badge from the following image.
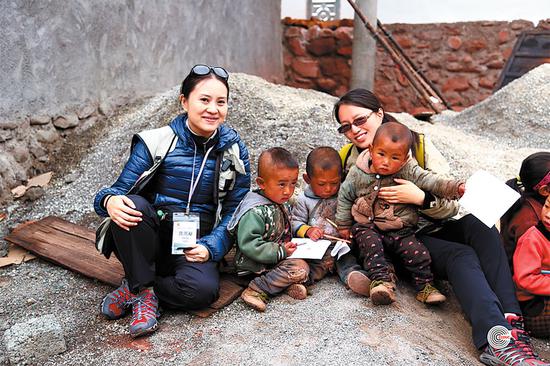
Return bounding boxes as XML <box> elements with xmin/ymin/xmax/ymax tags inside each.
<box><xmin>172</xmin><ymin>212</ymin><xmax>200</xmax><ymax>255</ymax></box>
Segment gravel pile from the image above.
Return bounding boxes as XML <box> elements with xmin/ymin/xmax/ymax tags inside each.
<box><xmin>433</xmin><ymin>63</ymin><xmax>550</xmax><ymax>150</ymax></box>
<box><xmin>1</xmin><ymin>70</ymin><xmax>550</xmax><ymax>365</ymax></box>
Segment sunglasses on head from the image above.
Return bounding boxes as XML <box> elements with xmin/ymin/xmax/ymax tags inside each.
<box><xmin>337</xmin><ymin>111</ymin><xmax>374</xmax><ymax>134</ymax></box>
<box><xmin>191</xmin><ymin>64</ymin><xmax>229</xmax><ymax>80</ymax></box>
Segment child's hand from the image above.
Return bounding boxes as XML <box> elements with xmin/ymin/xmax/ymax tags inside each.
<box><xmin>284</xmin><ymin>241</ymin><xmax>297</xmax><ymax>256</ymax></box>
<box><xmin>306</xmin><ymin>227</ymin><xmax>324</xmax><ymax>241</ymax></box>
<box><xmin>458</xmin><ymin>183</ymin><xmax>466</xmax><ymax>197</ymax></box>
<box><xmin>338</xmin><ymin>228</ymin><xmax>351</xmax><ymax>240</ymax></box>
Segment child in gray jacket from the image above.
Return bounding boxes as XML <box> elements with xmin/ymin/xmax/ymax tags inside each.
<box><xmin>291</xmin><ymin>147</ymin><xmax>371</xmax><ymax>295</ymax></box>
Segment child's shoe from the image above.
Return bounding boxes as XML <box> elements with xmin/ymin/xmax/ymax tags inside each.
<box><xmin>129</xmin><ymin>288</ymin><xmax>159</xmax><ymax>338</ymax></box>
<box><xmin>285</xmin><ymin>284</ymin><xmax>307</xmax><ymax>300</ymax></box>
<box><xmin>369</xmin><ymin>280</ymin><xmax>396</xmax><ymax>305</ymax></box>
<box><xmin>416</xmin><ymin>283</ymin><xmax>446</xmax><ymax>305</ymax></box>
<box><xmin>346</xmin><ymin>271</ymin><xmax>371</xmax><ymax>296</ymax></box>
<box><xmin>100</xmin><ymin>278</ymin><xmax>135</xmax><ymax>320</ymax></box>
<box><xmin>241</xmin><ymin>287</ymin><xmax>269</xmax><ymax>312</ymax></box>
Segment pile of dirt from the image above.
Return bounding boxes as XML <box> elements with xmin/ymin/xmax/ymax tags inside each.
<box><xmin>433</xmin><ymin>63</ymin><xmax>550</xmax><ymax>150</ymax></box>
<box><xmin>0</xmin><ymin>70</ymin><xmax>549</xmax><ymax>365</ymax></box>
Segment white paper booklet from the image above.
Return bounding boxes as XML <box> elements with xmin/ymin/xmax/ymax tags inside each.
<box><xmin>458</xmin><ymin>170</ymin><xmax>521</xmax><ymax>228</ymax></box>
<box><xmin>288</xmin><ymin>238</ymin><xmax>331</xmax><ymax>260</ymax></box>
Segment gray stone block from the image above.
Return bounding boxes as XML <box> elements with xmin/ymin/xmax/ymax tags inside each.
<box><xmin>3</xmin><ymin>314</ymin><xmax>66</xmax><ymax>365</ymax></box>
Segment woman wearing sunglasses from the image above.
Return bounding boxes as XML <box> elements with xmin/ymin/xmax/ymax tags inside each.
<box><xmin>93</xmin><ymin>64</ymin><xmax>251</xmax><ymax>337</ymax></box>
<box><xmin>333</xmin><ymin>88</ymin><xmax>547</xmax><ymax>366</ymax></box>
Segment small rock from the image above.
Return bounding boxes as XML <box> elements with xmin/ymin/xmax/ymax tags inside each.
<box><xmin>36</xmin><ymin>128</ymin><xmax>59</xmax><ymax>144</ymax></box>
<box><xmin>0</xmin><ymin>120</ymin><xmax>19</xmax><ymax>130</ymax></box>
<box><xmin>64</xmin><ymin>172</ymin><xmax>79</xmax><ymax>183</ymax></box>
<box><xmin>77</xmin><ymin>103</ymin><xmax>97</xmax><ymax>119</ymax></box>
<box><xmin>12</xmin><ymin>146</ymin><xmax>29</xmax><ymax>163</ymax></box>
<box><xmin>30</xmin><ymin>115</ymin><xmax>51</xmax><ymax>126</ymax></box>
<box><xmin>3</xmin><ymin>314</ymin><xmax>67</xmax><ymax>365</ymax></box>
<box><xmin>24</xmin><ymin>186</ymin><xmax>45</xmax><ymax>201</ymax></box>
<box><xmin>26</xmin><ymin>298</ymin><xmax>36</xmax><ymax>305</ymax></box>
<box><xmin>53</xmin><ymin>113</ymin><xmax>79</xmax><ymax>129</ymax></box>
<box><xmin>0</xmin><ymin>130</ymin><xmax>13</xmax><ymax>142</ymax></box>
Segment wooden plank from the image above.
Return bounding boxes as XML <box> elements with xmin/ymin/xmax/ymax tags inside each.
<box><xmin>41</xmin><ymin>216</ymin><xmax>96</xmax><ymax>241</ymax></box>
<box><xmin>4</xmin><ymin>218</ymin><xmax>123</xmax><ymax>286</ymax></box>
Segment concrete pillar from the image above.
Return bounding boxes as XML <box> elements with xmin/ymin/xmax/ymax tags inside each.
<box><xmin>350</xmin><ymin>0</ymin><xmax>377</xmax><ymax>90</ymax></box>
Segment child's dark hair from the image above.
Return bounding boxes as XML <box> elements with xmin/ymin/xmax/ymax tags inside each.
<box><xmin>306</xmin><ymin>147</ymin><xmax>342</xmax><ymax>177</ymax></box>
<box><xmin>502</xmin><ymin>151</ymin><xmax>550</xmax><ymax>222</ymax></box>
<box><xmin>258</xmin><ymin>147</ymin><xmax>299</xmax><ymax>178</ymax></box>
<box><xmin>180</xmin><ymin>67</ymin><xmax>229</xmax><ymax>99</ymax></box>
<box><xmin>372</xmin><ymin>121</ymin><xmax>413</xmax><ymax>153</ymax></box>
<box><xmin>333</xmin><ymin>88</ymin><xmax>395</xmax><ymax>124</ymax></box>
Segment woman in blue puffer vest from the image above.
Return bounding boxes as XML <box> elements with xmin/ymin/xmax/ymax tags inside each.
<box><xmin>93</xmin><ymin>65</ymin><xmax>251</xmax><ymax>337</ymax></box>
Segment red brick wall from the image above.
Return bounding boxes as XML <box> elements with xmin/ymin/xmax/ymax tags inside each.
<box><xmin>283</xmin><ymin>18</ymin><xmax>549</xmax><ymax>113</ymax></box>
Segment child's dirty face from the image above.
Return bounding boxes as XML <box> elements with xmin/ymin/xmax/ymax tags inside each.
<box><xmin>257</xmin><ymin>167</ymin><xmax>299</xmax><ymax>204</ymax></box>
<box><xmin>542</xmin><ymin>196</ymin><xmax>550</xmax><ymax>231</ymax></box>
<box><xmin>305</xmin><ymin>167</ymin><xmax>341</xmax><ymax>199</ymax></box>
<box><xmin>370</xmin><ymin>137</ymin><xmax>409</xmax><ymax>175</ymax></box>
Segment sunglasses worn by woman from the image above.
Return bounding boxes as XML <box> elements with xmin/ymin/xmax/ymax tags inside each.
<box><xmin>191</xmin><ymin>64</ymin><xmax>229</xmax><ymax>80</ymax></box>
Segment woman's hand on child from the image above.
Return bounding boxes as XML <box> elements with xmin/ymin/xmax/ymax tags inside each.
<box><xmin>306</xmin><ymin>227</ymin><xmax>324</xmax><ymax>241</ymax></box>
<box><xmin>338</xmin><ymin>228</ymin><xmax>351</xmax><ymax>240</ymax></box>
<box><xmin>284</xmin><ymin>242</ymin><xmax>297</xmax><ymax>256</ymax></box>
<box><xmin>184</xmin><ymin>244</ymin><xmax>210</xmax><ymax>263</ymax></box>
<box><xmin>106</xmin><ymin>195</ymin><xmax>143</xmax><ymax>231</ymax></box>
<box><xmin>378</xmin><ymin>178</ymin><xmax>425</xmax><ymax>205</ymax></box>
<box><xmin>458</xmin><ymin>183</ymin><xmax>466</xmax><ymax>197</ymax></box>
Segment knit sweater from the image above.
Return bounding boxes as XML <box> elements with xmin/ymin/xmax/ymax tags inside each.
<box><xmin>513</xmin><ymin>223</ymin><xmax>550</xmax><ymax>301</ymax></box>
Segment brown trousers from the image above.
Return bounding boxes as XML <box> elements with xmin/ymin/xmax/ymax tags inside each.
<box><xmin>249</xmin><ymin>258</ymin><xmax>310</xmax><ymax>296</ymax></box>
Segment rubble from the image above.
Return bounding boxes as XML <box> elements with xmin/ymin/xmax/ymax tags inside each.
<box><xmin>3</xmin><ymin>314</ymin><xmax>66</xmax><ymax>365</ymax></box>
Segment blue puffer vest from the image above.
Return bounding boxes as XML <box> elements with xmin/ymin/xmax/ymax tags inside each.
<box><xmin>93</xmin><ymin>114</ymin><xmax>251</xmax><ymax>261</ymax></box>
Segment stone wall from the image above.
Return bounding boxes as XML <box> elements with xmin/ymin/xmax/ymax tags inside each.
<box><xmin>283</xmin><ymin>18</ymin><xmax>549</xmax><ymax>114</ymax></box>
<box><xmin>0</xmin><ymin>0</ymin><xmax>282</xmax><ymax>202</ymax></box>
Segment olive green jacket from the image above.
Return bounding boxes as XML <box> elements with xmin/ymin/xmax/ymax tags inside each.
<box><xmin>228</xmin><ymin>191</ymin><xmax>292</xmax><ymax>275</ymax></box>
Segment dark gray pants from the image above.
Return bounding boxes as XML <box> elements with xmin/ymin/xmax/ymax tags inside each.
<box><xmin>111</xmin><ymin>195</ymin><xmax>219</xmax><ymax>310</ymax></box>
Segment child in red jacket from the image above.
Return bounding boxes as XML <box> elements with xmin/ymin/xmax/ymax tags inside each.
<box><xmin>513</xmin><ymin>194</ymin><xmax>550</xmax><ymax>338</ymax></box>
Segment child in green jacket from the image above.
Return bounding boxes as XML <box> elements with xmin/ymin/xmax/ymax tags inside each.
<box><xmin>228</xmin><ymin>147</ymin><xmax>309</xmax><ymax>312</ymax></box>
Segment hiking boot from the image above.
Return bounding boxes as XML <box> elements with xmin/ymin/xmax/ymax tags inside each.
<box><xmin>480</xmin><ymin>329</ymin><xmax>549</xmax><ymax>366</ymax></box>
<box><xmin>285</xmin><ymin>284</ymin><xmax>307</xmax><ymax>300</ymax></box>
<box><xmin>369</xmin><ymin>280</ymin><xmax>396</xmax><ymax>305</ymax></box>
<box><xmin>346</xmin><ymin>271</ymin><xmax>371</xmax><ymax>297</ymax></box>
<box><xmin>241</xmin><ymin>287</ymin><xmax>269</xmax><ymax>312</ymax></box>
<box><xmin>129</xmin><ymin>288</ymin><xmax>159</xmax><ymax>338</ymax></box>
<box><xmin>100</xmin><ymin>278</ymin><xmax>135</xmax><ymax>320</ymax></box>
<box><xmin>416</xmin><ymin>283</ymin><xmax>446</xmax><ymax>305</ymax></box>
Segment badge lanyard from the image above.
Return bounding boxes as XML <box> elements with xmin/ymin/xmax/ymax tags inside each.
<box><xmin>186</xmin><ymin>143</ymin><xmax>214</xmax><ymax>214</ymax></box>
